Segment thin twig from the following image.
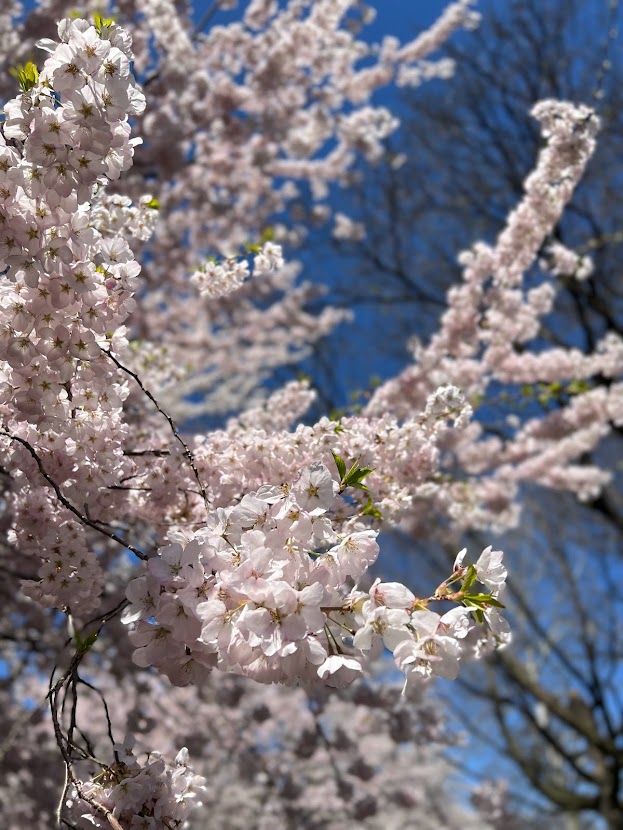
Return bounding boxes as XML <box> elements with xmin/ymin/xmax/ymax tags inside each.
<box><xmin>591</xmin><ymin>0</ymin><xmax>619</xmax><ymax>106</ymax></box>
<box><xmin>55</xmin><ymin>764</ymin><xmax>71</xmax><ymax>830</ymax></box>
<box><xmin>123</xmin><ymin>449</ymin><xmax>170</xmax><ymax>457</ymax></box>
<box><xmin>0</xmin><ymin>431</ymin><xmax>146</xmax><ymax>561</ymax></box>
<box><xmin>78</xmin><ymin>677</ymin><xmax>119</xmax><ymax>763</ymax></box>
<box><xmin>104</xmin><ymin>349</ymin><xmax>210</xmax><ymax>516</ymax></box>
<box><xmin>193</xmin><ymin>0</ymin><xmax>222</xmax><ymax>37</ymax></box>
<box><xmin>48</xmin><ymin>651</ymin><xmax>125</xmax><ymax>830</ymax></box>
<box><xmin>82</xmin><ymin>597</ymin><xmax>130</xmax><ymax>631</ymax></box>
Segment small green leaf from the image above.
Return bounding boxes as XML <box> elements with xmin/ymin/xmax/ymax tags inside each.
<box><xmin>567</xmin><ymin>379</ymin><xmax>590</xmax><ymax>395</ymax></box>
<box><xmin>345</xmin><ymin>466</ymin><xmax>374</xmax><ymax>488</ymax></box>
<box><xmin>470</xmin><ymin>392</ymin><xmax>483</xmax><ymax>408</ymax></box>
<box><xmin>331</xmin><ymin>450</ymin><xmax>346</xmax><ymax>480</ymax></box>
<box><xmin>145</xmin><ymin>197</ymin><xmax>160</xmax><ymax>210</ymax></box>
<box><xmin>81</xmin><ymin>631</ymin><xmax>98</xmax><ymax>651</ymax></box>
<box><xmin>462</xmin><ymin>592</ymin><xmax>505</xmax><ymax>609</ymax></box>
<box><xmin>335</xmin><ymin>457</ymin><xmax>375</xmax><ymax>492</ymax></box>
<box><xmin>94</xmin><ymin>12</ymin><xmax>115</xmax><ymax>35</ymax></box>
<box><xmin>461</xmin><ymin>564</ymin><xmax>477</xmax><ymax>591</ymax></box>
<box><xmin>9</xmin><ymin>62</ymin><xmax>39</xmax><ymax>93</ymax></box>
<box><xmin>361</xmin><ymin>497</ymin><xmax>383</xmax><ymax>520</ymax></box>
<box><xmin>74</xmin><ymin>629</ymin><xmax>98</xmax><ymax>656</ymax></box>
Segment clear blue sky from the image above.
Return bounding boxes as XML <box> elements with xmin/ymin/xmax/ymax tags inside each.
<box><xmin>365</xmin><ymin>0</ymin><xmax>458</xmax><ymax>37</ymax></box>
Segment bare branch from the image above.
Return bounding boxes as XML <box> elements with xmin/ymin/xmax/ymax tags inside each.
<box><xmin>0</xmin><ymin>431</ymin><xmax>146</xmax><ymax>561</ymax></box>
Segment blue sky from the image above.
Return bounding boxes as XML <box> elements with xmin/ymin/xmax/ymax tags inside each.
<box><xmin>365</xmin><ymin>0</ymin><xmax>457</xmax><ymax>36</ymax></box>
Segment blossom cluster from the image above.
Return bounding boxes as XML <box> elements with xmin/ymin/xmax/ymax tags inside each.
<box><xmin>366</xmin><ymin>99</ymin><xmax>622</xmax><ymax>511</ymax></box>
<box><xmin>124</xmin><ymin>462</ymin><xmax>508</xmax><ymax>690</ymax></box>
<box><xmin>73</xmin><ymin>741</ymin><xmax>204</xmax><ymax>830</ymax></box>
<box><xmin>120</xmin><ymin>381</ymin><xmax>474</xmax><ymax>541</ymax></box>
<box><xmin>190</xmin><ymin>241</ymin><xmax>284</xmax><ymax>299</ymax></box>
<box><xmin>79</xmin><ymin>0</ymin><xmax>480</xmax><ymax>416</ymax></box>
<box><xmin>0</xmin><ymin>17</ymin><xmax>152</xmax><ymax>613</ymax></box>
<box><xmin>0</xmin><ymin>647</ymin><xmax>511</xmax><ymax>830</ymax></box>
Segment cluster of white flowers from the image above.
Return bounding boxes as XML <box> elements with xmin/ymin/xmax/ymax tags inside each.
<box><xmin>543</xmin><ymin>240</ymin><xmax>594</xmax><ymax>281</ymax></box>
<box><xmin>190</xmin><ymin>257</ymin><xmax>250</xmax><ymax>299</ymax></box>
<box><xmin>423</xmin><ymin>384</ymin><xmax>473</xmax><ymax>428</ymax></box>
<box><xmin>190</xmin><ymin>241</ymin><xmax>284</xmax><ymax>299</ymax></box>
<box><xmin>333</xmin><ymin>211</ymin><xmax>366</xmax><ymax>241</ymax></box>
<box><xmin>90</xmin><ymin>194</ymin><xmax>160</xmax><ymax>243</ymax></box>
<box><xmin>74</xmin><ymin>740</ymin><xmax>204</xmax><ymax>829</ymax></box>
<box><xmin>337</xmin><ymin>107</ymin><xmax>400</xmax><ymax>161</ymax></box>
<box><xmin>124</xmin><ymin>462</ymin><xmax>508</xmax><ymax>690</ymax></box>
<box><xmin>253</xmin><ymin>240</ymin><xmax>284</xmax><ymax>274</ymax></box>
<box><xmin>396</xmin><ymin>57</ymin><xmax>456</xmax><ymax>87</ymax></box>
<box><xmin>0</xmin><ymin>16</ymin><xmax>150</xmax><ymax>614</ymax></box>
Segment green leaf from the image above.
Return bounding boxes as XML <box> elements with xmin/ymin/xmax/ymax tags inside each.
<box><xmin>81</xmin><ymin>631</ymin><xmax>98</xmax><ymax>652</ymax></box>
<box><xmin>9</xmin><ymin>62</ymin><xmax>39</xmax><ymax>93</ymax></box>
<box><xmin>74</xmin><ymin>629</ymin><xmax>98</xmax><ymax>656</ymax></box>
<box><xmin>331</xmin><ymin>450</ymin><xmax>346</xmax><ymax>480</ymax></box>
<box><xmin>472</xmin><ymin>608</ymin><xmax>485</xmax><ymax>625</ymax></box>
<box><xmin>361</xmin><ymin>497</ymin><xmax>383</xmax><ymax>520</ymax></box>
<box><xmin>462</xmin><ymin>592</ymin><xmax>505</xmax><ymax>609</ymax></box>
<box><xmin>94</xmin><ymin>12</ymin><xmax>115</xmax><ymax>35</ymax></box>
<box><xmin>461</xmin><ymin>563</ymin><xmax>477</xmax><ymax>591</ymax></box>
<box><xmin>343</xmin><ymin>461</ymin><xmax>374</xmax><ymax>492</ymax></box>
<box><xmin>334</xmin><ymin>456</ymin><xmax>375</xmax><ymax>493</ymax></box>
<box><xmin>145</xmin><ymin>197</ymin><xmax>160</xmax><ymax>210</ymax></box>
<box><xmin>484</xmin><ymin>595</ymin><xmax>505</xmax><ymax>608</ymax></box>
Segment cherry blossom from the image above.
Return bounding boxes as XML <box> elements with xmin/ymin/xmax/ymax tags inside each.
<box><xmin>0</xmin><ymin>4</ymin><xmax>619</xmax><ymax>828</ymax></box>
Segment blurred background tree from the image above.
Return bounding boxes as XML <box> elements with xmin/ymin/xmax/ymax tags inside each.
<box><xmin>302</xmin><ymin>0</ymin><xmax>623</xmax><ymax>827</ymax></box>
